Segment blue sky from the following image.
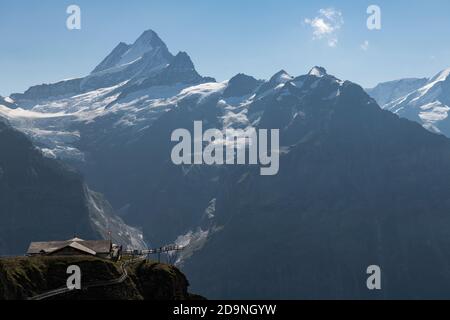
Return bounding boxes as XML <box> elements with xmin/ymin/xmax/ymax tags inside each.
<box><xmin>0</xmin><ymin>0</ymin><xmax>450</xmax><ymax>96</ymax></box>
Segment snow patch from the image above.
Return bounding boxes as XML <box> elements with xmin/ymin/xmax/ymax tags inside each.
<box><xmin>177</xmin><ymin>81</ymin><xmax>227</xmax><ymax>102</ymax></box>
<box><xmin>173</xmin><ymin>228</ymin><xmax>210</xmax><ymax>266</ymax></box>
<box><xmin>4</xmin><ymin>97</ymin><xmax>14</xmax><ymax>104</ymax></box>
<box><xmin>419</xmin><ymin>102</ymin><xmax>450</xmax><ymax>122</ymax></box>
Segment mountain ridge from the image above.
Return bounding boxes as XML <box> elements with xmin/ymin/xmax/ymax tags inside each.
<box><xmin>9</xmin><ymin>30</ymin><xmax>203</xmax><ymax>103</ymax></box>
<box><xmin>367</xmin><ymin>68</ymin><xmax>450</xmax><ymax>136</ymax></box>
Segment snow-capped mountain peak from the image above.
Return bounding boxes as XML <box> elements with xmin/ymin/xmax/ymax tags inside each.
<box><xmin>366</xmin><ymin>78</ymin><xmax>428</xmax><ymax>107</ymax></box>
<box><xmin>134</xmin><ymin>29</ymin><xmax>164</xmax><ymax>47</ymax></box>
<box><xmin>308</xmin><ymin>66</ymin><xmax>327</xmax><ymax>77</ymax></box>
<box><xmin>428</xmin><ymin>67</ymin><xmax>450</xmax><ymax>84</ymax></box>
<box><xmin>368</xmin><ymin>67</ymin><xmax>450</xmax><ymax>136</ymax></box>
<box><xmin>91</xmin><ymin>29</ymin><xmax>172</xmax><ymax>75</ymax></box>
<box><xmin>254</xmin><ymin>70</ymin><xmax>294</xmax><ymax>97</ymax></box>
<box><xmin>117</xmin><ymin>29</ymin><xmax>168</xmax><ymax>67</ymax></box>
<box><xmin>270</xmin><ymin>70</ymin><xmax>294</xmax><ymax>84</ymax></box>
<box><xmin>11</xmin><ymin>30</ymin><xmax>175</xmax><ymax>102</ymax></box>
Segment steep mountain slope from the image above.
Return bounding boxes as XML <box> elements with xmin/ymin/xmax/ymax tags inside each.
<box><xmin>180</xmin><ymin>71</ymin><xmax>450</xmax><ymax>299</ymax></box>
<box><xmin>0</xmin><ymin>118</ymin><xmax>145</xmax><ymax>255</ymax></box>
<box><xmin>367</xmin><ymin>69</ymin><xmax>450</xmax><ymax>136</ymax></box>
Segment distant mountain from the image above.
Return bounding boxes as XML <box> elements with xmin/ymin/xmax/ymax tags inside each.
<box><xmin>367</xmin><ymin>69</ymin><xmax>450</xmax><ymax>136</ymax></box>
<box><xmin>9</xmin><ymin>30</ymin><xmax>211</xmax><ymax>104</ymax></box>
<box><xmin>2</xmin><ymin>30</ymin><xmax>214</xmax><ymax>160</ymax></box>
<box><xmin>0</xmin><ymin>117</ymin><xmax>145</xmax><ymax>255</ymax></box>
<box><xmin>5</xmin><ymin>30</ymin><xmax>450</xmax><ymax>299</ymax></box>
<box><xmin>91</xmin><ymin>30</ymin><xmax>172</xmax><ymax>74</ymax></box>
<box><xmin>366</xmin><ymin>78</ymin><xmax>427</xmax><ymax>107</ymax></box>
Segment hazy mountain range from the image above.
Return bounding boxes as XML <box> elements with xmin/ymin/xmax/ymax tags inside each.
<box><xmin>367</xmin><ymin>68</ymin><xmax>450</xmax><ymax>136</ymax></box>
<box><xmin>3</xmin><ymin>30</ymin><xmax>450</xmax><ymax>298</ymax></box>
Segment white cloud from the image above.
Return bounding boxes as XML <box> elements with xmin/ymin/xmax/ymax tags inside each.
<box><xmin>360</xmin><ymin>40</ymin><xmax>369</xmax><ymax>51</ymax></box>
<box><xmin>304</xmin><ymin>8</ymin><xmax>344</xmax><ymax>47</ymax></box>
<box><xmin>328</xmin><ymin>38</ymin><xmax>338</xmax><ymax>48</ymax></box>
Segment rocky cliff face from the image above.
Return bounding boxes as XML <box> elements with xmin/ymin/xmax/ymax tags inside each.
<box><xmin>0</xmin><ymin>118</ymin><xmax>145</xmax><ymax>255</ymax></box>
<box><xmin>0</xmin><ymin>256</ymin><xmax>201</xmax><ymax>300</ymax></box>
